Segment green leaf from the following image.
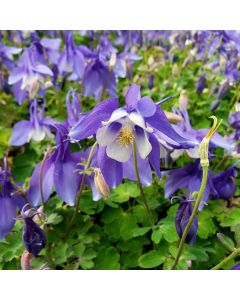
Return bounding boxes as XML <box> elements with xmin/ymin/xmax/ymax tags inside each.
<box><xmin>12</xmin><ymin>148</ymin><xmax>38</xmax><ymax>182</ymax></box>
<box><xmin>109</xmin><ymin>182</ymin><xmax>140</xmax><ymax>203</ymax></box>
<box><xmin>217</xmin><ymin>233</ymin><xmax>235</xmax><ymax>252</ymax></box>
<box><xmin>197</xmin><ymin>210</ymin><xmax>217</xmax><ymax>239</ymax></box>
<box><xmin>95</xmin><ymin>247</ymin><xmax>120</xmax><ymax>270</ymax></box>
<box><xmin>151</xmin><ymin>227</ymin><xmax>163</xmax><ymax>244</ymax></box>
<box><xmin>120</xmin><ymin>214</ymin><xmax>138</xmax><ymax>240</ymax></box>
<box><xmin>138</xmin><ymin>250</ymin><xmax>166</xmax><ymax>268</ymax></box>
<box><xmin>131</xmin><ymin>227</ymin><xmax>151</xmax><ymax>237</ymax></box>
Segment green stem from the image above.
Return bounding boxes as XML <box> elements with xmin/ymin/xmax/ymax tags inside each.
<box><xmin>211</xmin><ymin>248</ymin><xmax>240</xmax><ymax>270</ymax></box>
<box><xmin>170</xmin><ymin>165</ymin><xmax>209</xmax><ymax>270</ymax></box>
<box><xmin>64</xmin><ymin>141</ymin><xmax>98</xmax><ymax>239</ymax></box>
<box><xmin>132</xmin><ymin>142</ymin><xmax>154</xmax><ymax>226</ymax></box>
<box><xmin>39</xmin><ymin>146</ymin><xmax>51</xmax><ymax>208</ymax></box>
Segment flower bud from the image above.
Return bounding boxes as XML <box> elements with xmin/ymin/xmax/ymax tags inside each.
<box><xmin>196</xmin><ymin>75</ymin><xmax>206</xmax><ymax>95</ymax></box>
<box><xmin>21</xmin><ymin>251</ymin><xmax>33</xmax><ymax>270</ymax></box>
<box><xmin>217</xmin><ymin>233</ymin><xmax>235</xmax><ymax>252</ymax></box>
<box><xmin>93</xmin><ymin>168</ymin><xmax>110</xmax><ymax>200</ymax></box>
<box><xmin>175</xmin><ymin>198</ymin><xmax>198</xmax><ymax>245</ymax></box>
<box><xmin>172</xmin><ymin>63</ymin><xmax>179</xmax><ymax>76</ymax></box>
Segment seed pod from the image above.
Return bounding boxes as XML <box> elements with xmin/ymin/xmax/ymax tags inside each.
<box><xmin>93</xmin><ymin>168</ymin><xmax>110</xmax><ymax>200</ymax></box>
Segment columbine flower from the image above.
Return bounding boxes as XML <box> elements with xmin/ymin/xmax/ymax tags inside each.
<box><xmin>0</xmin><ymin>158</ymin><xmax>25</xmax><ymax>240</ymax></box>
<box><xmin>175</xmin><ymin>196</ymin><xmax>198</xmax><ymax>245</ymax></box>
<box><xmin>10</xmin><ymin>99</ymin><xmax>54</xmax><ymax>146</ymax></box>
<box><xmin>8</xmin><ymin>46</ymin><xmax>53</xmax><ymax>104</ymax></box>
<box><xmin>212</xmin><ymin>164</ymin><xmax>238</xmax><ymax>200</ymax></box>
<box><xmin>83</xmin><ymin>38</ymin><xmax>141</xmax><ymax>100</ymax></box>
<box><xmin>17</xmin><ymin>204</ymin><xmax>47</xmax><ymax>256</ymax></box>
<box><xmin>69</xmin><ymin>84</ymin><xmax>195</xmax><ymax>190</ymax></box>
<box><xmin>31</xmin><ymin>31</ymin><xmax>61</xmax><ymax>65</ymax></box>
<box><xmin>58</xmin><ymin>32</ymin><xmax>86</xmax><ymax>81</ymax></box>
<box><xmin>164</xmin><ymin>159</ymin><xmax>217</xmax><ymax>210</ymax></box>
<box><xmin>27</xmin><ymin>124</ymin><xmax>82</xmax><ymax>206</ymax></box>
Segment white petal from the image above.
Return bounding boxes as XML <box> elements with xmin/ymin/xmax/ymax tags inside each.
<box><xmin>170</xmin><ymin>149</ymin><xmax>184</xmax><ymax>160</ymax></box>
<box><xmin>186</xmin><ymin>145</ymin><xmax>200</xmax><ymax>158</ymax></box>
<box><xmin>129</xmin><ymin>111</ymin><xmax>153</xmax><ymax>132</ymax></box>
<box><xmin>135</xmin><ymin>130</ymin><xmax>152</xmax><ymax>159</ymax></box>
<box><xmin>102</xmin><ymin>108</ymin><xmax>128</xmax><ymax>126</ymax></box>
<box><xmin>106</xmin><ymin>140</ymin><xmax>132</xmax><ymax>162</ymax></box>
<box><xmin>31</xmin><ymin>129</ymin><xmax>46</xmax><ymax>142</ymax></box>
<box><xmin>96</xmin><ymin>124</ymin><xmax>120</xmax><ymax>146</ymax></box>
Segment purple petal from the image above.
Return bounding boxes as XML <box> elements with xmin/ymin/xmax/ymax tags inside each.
<box><xmin>137</xmin><ymin>96</ymin><xmax>156</xmax><ymax>117</ymax></box>
<box><xmin>69</xmin><ymin>98</ymin><xmax>118</xmax><ymax>141</ymax></box>
<box><xmin>148</xmin><ymin>133</ymin><xmax>161</xmax><ymax>178</ymax></box>
<box><xmin>33</xmin><ymin>64</ymin><xmax>53</xmax><ymax>76</ymax></box>
<box><xmin>54</xmin><ymin>153</ymin><xmax>81</xmax><ymax>206</ymax></box>
<box><xmin>123</xmin><ymin>153</ymin><xmax>152</xmax><ymax>186</ymax></box>
<box><xmin>97</xmin><ymin>146</ymin><xmax>123</xmax><ymax>188</ymax></box>
<box><xmin>0</xmin><ymin>196</ymin><xmax>17</xmax><ymax>240</ymax></box>
<box><xmin>27</xmin><ymin>157</ymin><xmax>54</xmax><ymax>207</ymax></box>
<box><xmin>145</xmin><ymin>106</ymin><xmax>195</xmax><ymax>149</ymax></box>
<box><xmin>8</xmin><ymin>67</ymin><xmax>25</xmax><ymax>85</ymax></box>
<box><xmin>125</xmin><ymin>84</ymin><xmax>141</xmax><ymax>108</ymax></box>
<box><xmin>10</xmin><ymin>120</ymin><xmax>32</xmax><ymax>146</ymax></box>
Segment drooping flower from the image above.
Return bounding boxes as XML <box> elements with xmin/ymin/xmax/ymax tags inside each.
<box><xmin>8</xmin><ymin>46</ymin><xmax>53</xmax><ymax>104</ymax></box>
<box><xmin>164</xmin><ymin>159</ymin><xmax>217</xmax><ymax>210</ymax></box>
<box><xmin>83</xmin><ymin>38</ymin><xmax>141</xmax><ymax>100</ymax></box>
<box><xmin>17</xmin><ymin>204</ymin><xmax>47</xmax><ymax>256</ymax></box>
<box><xmin>0</xmin><ymin>158</ymin><xmax>25</xmax><ymax>240</ymax></box>
<box><xmin>10</xmin><ymin>99</ymin><xmax>55</xmax><ymax>146</ymax></box>
<box><xmin>58</xmin><ymin>32</ymin><xmax>87</xmax><ymax>81</ymax></box>
<box><xmin>175</xmin><ymin>196</ymin><xmax>198</xmax><ymax>245</ymax></box>
<box><xmin>27</xmin><ymin>124</ymin><xmax>82</xmax><ymax>206</ymax></box>
<box><xmin>212</xmin><ymin>164</ymin><xmax>238</xmax><ymax>200</ymax></box>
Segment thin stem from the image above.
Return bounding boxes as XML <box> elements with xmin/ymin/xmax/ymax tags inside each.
<box><xmin>170</xmin><ymin>165</ymin><xmax>208</xmax><ymax>270</ymax></box>
<box><xmin>39</xmin><ymin>146</ymin><xmax>52</xmax><ymax>208</ymax></box>
<box><xmin>132</xmin><ymin>142</ymin><xmax>154</xmax><ymax>226</ymax></box>
<box><xmin>64</xmin><ymin>141</ymin><xmax>98</xmax><ymax>239</ymax></box>
<box><xmin>211</xmin><ymin>248</ymin><xmax>240</xmax><ymax>270</ymax></box>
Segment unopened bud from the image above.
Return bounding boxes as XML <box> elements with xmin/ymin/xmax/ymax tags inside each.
<box><xmin>179</xmin><ymin>90</ymin><xmax>189</xmax><ymax>110</ymax></box>
<box><xmin>21</xmin><ymin>251</ymin><xmax>33</xmax><ymax>270</ymax></box>
<box><xmin>172</xmin><ymin>63</ymin><xmax>179</xmax><ymax>76</ymax></box>
<box><xmin>93</xmin><ymin>168</ymin><xmax>110</xmax><ymax>200</ymax></box>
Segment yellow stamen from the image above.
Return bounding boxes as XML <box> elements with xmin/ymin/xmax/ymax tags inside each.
<box><xmin>117</xmin><ymin>127</ymin><xmax>135</xmax><ymax>146</ymax></box>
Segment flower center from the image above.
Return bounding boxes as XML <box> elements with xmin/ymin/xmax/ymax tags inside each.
<box><xmin>117</xmin><ymin>127</ymin><xmax>135</xmax><ymax>146</ymax></box>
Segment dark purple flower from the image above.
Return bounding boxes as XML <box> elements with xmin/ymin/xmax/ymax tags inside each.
<box><xmin>0</xmin><ymin>158</ymin><xmax>25</xmax><ymax>240</ymax></box>
<box><xmin>10</xmin><ymin>99</ymin><xmax>55</xmax><ymax>146</ymax></box>
<box><xmin>8</xmin><ymin>46</ymin><xmax>53</xmax><ymax>104</ymax></box>
<box><xmin>18</xmin><ymin>205</ymin><xmax>47</xmax><ymax>256</ymax></box>
<box><xmin>196</xmin><ymin>75</ymin><xmax>206</xmax><ymax>95</ymax></box>
<box><xmin>175</xmin><ymin>196</ymin><xmax>198</xmax><ymax>245</ymax></box>
<box><xmin>27</xmin><ymin>124</ymin><xmax>82</xmax><ymax>206</ymax></box>
<box><xmin>231</xmin><ymin>263</ymin><xmax>240</xmax><ymax>270</ymax></box>
<box><xmin>213</xmin><ymin>164</ymin><xmax>238</xmax><ymax>200</ymax></box>
<box><xmin>164</xmin><ymin>159</ymin><xmax>217</xmax><ymax>210</ymax></box>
